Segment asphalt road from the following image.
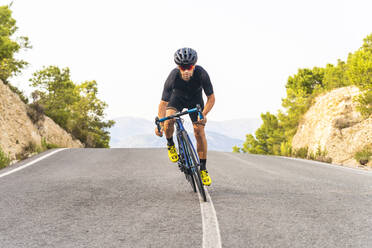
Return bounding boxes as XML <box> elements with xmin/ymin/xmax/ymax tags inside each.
<box><xmin>1</xmin><ymin>148</ymin><xmax>372</xmax><ymax>248</ymax></box>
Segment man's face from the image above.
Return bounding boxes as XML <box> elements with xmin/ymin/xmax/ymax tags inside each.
<box><xmin>179</xmin><ymin>65</ymin><xmax>195</xmax><ymax>81</ymax></box>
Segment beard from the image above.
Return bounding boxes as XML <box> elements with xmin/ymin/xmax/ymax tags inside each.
<box><xmin>181</xmin><ymin>72</ymin><xmax>192</xmax><ymax>81</ymax></box>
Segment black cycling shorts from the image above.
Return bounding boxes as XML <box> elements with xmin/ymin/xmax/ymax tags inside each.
<box><xmin>166</xmin><ymin>90</ymin><xmax>204</xmax><ymax>123</ymax></box>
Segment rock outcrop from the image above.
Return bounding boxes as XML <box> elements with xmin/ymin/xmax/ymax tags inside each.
<box><xmin>292</xmin><ymin>86</ymin><xmax>372</xmax><ymax>168</ymax></box>
<box><xmin>0</xmin><ymin>80</ymin><xmax>83</xmax><ymax>161</ymax></box>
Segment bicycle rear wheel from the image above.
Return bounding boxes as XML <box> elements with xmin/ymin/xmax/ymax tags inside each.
<box><xmin>193</xmin><ymin>166</ymin><xmax>206</xmax><ymax>202</ymax></box>
<box><xmin>182</xmin><ymin>131</ymin><xmax>207</xmax><ymax>202</ymax></box>
<box><xmin>186</xmin><ymin>168</ymin><xmax>196</xmax><ymax>193</ymax></box>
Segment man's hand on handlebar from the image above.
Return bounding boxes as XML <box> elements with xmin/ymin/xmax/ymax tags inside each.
<box><xmin>155</xmin><ymin>126</ymin><xmax>163</xmax><ymax>137</ymax></box>
<box><xmin>155</xmin><ymin>117</ymin><xmax>164</xmax><ymax>137</ymax></box>
<box><xmin>195</xmin><ymin>113</ymin><xmax>207</xmax><ymax>125</ymax></box>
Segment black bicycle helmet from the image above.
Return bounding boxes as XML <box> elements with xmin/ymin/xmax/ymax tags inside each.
<box><xmin>174</xmin><ymin>47</ymin><xmax>198</xmax><ymax>65</ymax></box>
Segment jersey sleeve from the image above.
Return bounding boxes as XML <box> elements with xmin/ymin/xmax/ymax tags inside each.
<box><xmin>200</xmin><ymin>67</ymin><xmax>214</xmax><ymax>96</ymax></box>
<box><xmin>161</xmin><ymin>69</ymin><xmax>177</xmax><ymax>102</ymax></box>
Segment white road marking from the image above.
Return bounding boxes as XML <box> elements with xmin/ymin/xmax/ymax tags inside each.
<box><xmin>226</xmin><ymin>153</ymin><xmax>372</xmax><ymax>176</ymax></box>
<box><xmin>0</xmin><ymin>148</ymin><xmax>67</xmax><ymax>178</ymax></box>
<box><xmin>199</xmin><ymin>188</ymin><xmax>222</xmax><ymax>248</ymax></box>
<box><xmin>279</xmin><ymin>156</ymin><xmax>372</xmax><ymax>176</ymax></box>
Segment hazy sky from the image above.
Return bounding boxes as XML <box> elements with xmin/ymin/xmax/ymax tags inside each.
<box><xmin>6</xmin><ymin>0</ymin><xmax>372</xmax><ymax>121</ymax></box>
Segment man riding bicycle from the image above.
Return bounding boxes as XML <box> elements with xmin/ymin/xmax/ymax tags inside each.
<box><xmin>155</xmin><ymin>47</ymin><xmax>215</xmax><ymax>186</ymax></box>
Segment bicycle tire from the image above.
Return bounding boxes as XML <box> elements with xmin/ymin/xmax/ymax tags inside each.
<box><xmin>182</xmin><ymin>131</ymin><xmax>207</xmax><ymax>202</ymax></box>
<box><xmin>177</xmin><ymin>133</ymin><xmax>196</xmax><ymax>192</ymax></box>
<box><xmin>186</xmin><ymin>169</ymin><xmax>196</xmax><ymax>193</ymax></box>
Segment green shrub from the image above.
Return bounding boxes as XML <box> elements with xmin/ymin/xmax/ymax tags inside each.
<box><xmin>15</xmin><ymin>152</ymin><xmax>26</xmax><ymax>161</ymax></box>
<box><xmin>15</xmin><ymin>139</ymin><xmax>60</xmax><ymax>162</ymax></box>
<box><xmin>293</xmin><ymin>147</ymin><xmax>308</xmax><ymax>158</ymax></box>
<box><xmin>16</xmin><ymin>141</ymin><xmax>41</xmax><ymax>160</ymax></box>
<box><xmin>0</xmin><ymin>147</ymin><xmax>11</xmax><ymax>169</ymax></box>
<box><xmin>308</xmin><ymin>152</ymin><xmax>315</xmax><ymax>160</ymax></box>
<box><xmin>305</xmin><ymin>146</ymin><xmax>332</xmax><ymax>163</ymax></box>
<box><xmin>26</xmin><ymin>103</ymin><xmax>45</xmax><ymax>124</ymax></box>
<box><xmin>354</xmin><ymin>147</ymin><xmax>372</xmax><ymax>165</ymax></box>
<box><xmin>355</xmin><ymin>91</ymin><xmax>372</xmax><ymax>118</ymax></box>
<box><xmin>41</xmin><ymin>138</ymin><xmax>59</xmax><ymax>150</ymax></box>
<box><xmin>314</xmin><ymin>155</ymin><xmax>332</xmax><ymax>163</ymax></box>
<box><xmin>24</xmin><ymin>141</ymin><xmax>40</xmax><ymax>153</ymax></box>
<box><xmin>280</xmin><ymin>142</ymin><xmax>292</xmax><ymax>156</ymax></box>
<box><xmin>232</xmin><ymin>146</ymin><xmax>241</xmax><ymax>153</ymax></box>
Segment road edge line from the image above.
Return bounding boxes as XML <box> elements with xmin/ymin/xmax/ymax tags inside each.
<box><xmin>279</xmin><ymin>156</ymin><xmax>372</xmax><ymax>175</ymax></box>
<box><xmin>0</xmin><ymin>148</ymin><xmax>67</xmax><ymax>178</ymax></box>
<box><xmin>199</xmin><ymin>188</ymin><xmax>222</xmax><ymax>248</ymax></box>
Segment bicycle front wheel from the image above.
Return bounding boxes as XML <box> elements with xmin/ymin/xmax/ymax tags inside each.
<box><xmin>182</xmin><ymin>131</ymin><xmax>207</xmax><ymax>202</ymax></box>
<box><xmin>177</xmin><ymin>133</ymin><xmax>196</xmax><ymax>193</ymax></box>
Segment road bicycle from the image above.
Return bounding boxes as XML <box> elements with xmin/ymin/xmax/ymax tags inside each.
<box><xmin>155</xmin><ymin>104</ymin><xmax>207</xmax><ymax>202</ymax></box>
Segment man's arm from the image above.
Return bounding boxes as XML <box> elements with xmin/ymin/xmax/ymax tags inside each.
<box><xmin>202</xmin><ymin>93</ymin><xmax>215</xmax><ymax>117</ymax></box>
<box><xmin>159</xmin><ymin>69</ymin><xmax>176</xmax><ymax>119</ymax></box>
<box><xmin>156</xmin><ymin>69</ymin><xmax>176</xmax><ymax>136</ymax></box>
<box><xmin>158</xmin><ymin>100</ymin><xmax>168</xmax><ymax>120</ymax></box>
<box><xmin>199</xmin><ymin>66</ymin><xmax>214</xmax><ymax>118</ymax></box>
<box><xmin>155</xmin><ymin>100</ymin><xmax>168</xmax><ymax>136</ymax></box>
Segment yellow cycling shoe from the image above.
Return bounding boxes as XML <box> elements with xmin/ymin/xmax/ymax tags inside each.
<box><xmin>167</xmin><ymin>145</ymin><xmax>179</xmax><ymax>163</ymax></box>
<box><xmin>200</xmin><ymin>170</ymin><xmax>212</xmax><ymax>186</ymax></box>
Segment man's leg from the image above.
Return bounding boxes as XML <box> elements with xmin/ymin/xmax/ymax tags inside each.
<box><xmin>193</xmin><ymin>123</ymin><xmax>207</xmax><ymax>162</ymax></box>
<box><xmin>164</xmin><ymin>108</ymin><xmax>177</xmax><ymax>139</ymax></box>
<box><xmin>164</xmin><ymin>108</ymin><xmax>178</xmax><ymax>162</ymax></box>
<box><xmin>193</xmin><ymin>123</ymin><xmax>211</xmax><ymax>186</ymax></box>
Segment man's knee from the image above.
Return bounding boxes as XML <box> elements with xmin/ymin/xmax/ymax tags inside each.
<box><xmin>164</xmin><ymin>119</ymin><xmax>175</xmax><ymax>130</ymax></box>
<box><xmin>193</xmin><ymin>124</ymin><xmax>205</xmax><ymax>137</ymax></box>
<box><xmin>164</xmin><ymin>108</ymin><xmax>176</xmax><ymax>130</ymax></box>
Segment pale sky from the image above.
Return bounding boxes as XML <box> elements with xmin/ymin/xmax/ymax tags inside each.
<box><xmin>6</xmin><ymin>0</ymin><xmax>372</xmax><ymax>121</ymax></box>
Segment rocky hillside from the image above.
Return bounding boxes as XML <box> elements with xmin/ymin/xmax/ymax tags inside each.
<box><xmin>292</xmin><ymin>86</ymin><xmax>372</xmax><ymax>167</ymax></box>
<box><xmin>0</xmin><ymin>80</ymin><xmax>83</xmax><ymax>161</ymax></box>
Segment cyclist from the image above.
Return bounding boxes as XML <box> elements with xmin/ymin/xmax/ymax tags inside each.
<box><xmin>155</xmin><ymin>47</ymin><xmax>215</xmax><ymax>186</ymax></box>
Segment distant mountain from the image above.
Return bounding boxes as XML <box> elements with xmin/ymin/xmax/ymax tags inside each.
<box><xmin>109</xmin><ymin>117</ymin><xmax>154</xmax><ymax>145</ymax></box>
<box><xmin>113</xmin><ymin>131</ymin><xmax>244</xmax><ymax>152</ymax></box>
<box><xmin>206</xmin><ymin>118</ymin><xmax>262</xmax><ymax>140</ymax></box>
<box><xmin>109</xmin><ymin>116</ymin><xmax>261</xmax><ymax>152</ymax></box>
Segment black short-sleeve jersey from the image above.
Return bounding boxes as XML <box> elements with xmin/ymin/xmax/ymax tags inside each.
<box><xmin>161</xmin><ymin>65</ymin><xmax>214</xmax><ymax>102</ymax></box>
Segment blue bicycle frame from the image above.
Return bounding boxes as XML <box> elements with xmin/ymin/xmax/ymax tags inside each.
<box><xmin>175</xmin><ymin>117</ymin><xmax>199</xmax><ymax>172</ymax></box>
<box><xmin>155</xmin><ymin>107</ymin><xmax>203</xmax><ymax>171</ymax></box>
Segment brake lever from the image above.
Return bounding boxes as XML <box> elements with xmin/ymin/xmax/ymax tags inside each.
<box><xmin>155</xmin><ymin>117</ymin><xmax>161</xmax><ymax>134</ymax></box>
<box><xmin>196</xmin><ymin>104</ymin><xmax>204</xmax><ymax>120</ymax></box>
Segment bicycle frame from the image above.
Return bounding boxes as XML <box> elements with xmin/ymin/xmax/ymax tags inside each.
<box><xmin>155</xmin><ymin>105</ymin><xmax>203</xmax><ymax>171</ymax></box>
<box><xmin>174</xmin><ymin>117</ymin><xmax>200</xmax><ymax>172</ymax></box>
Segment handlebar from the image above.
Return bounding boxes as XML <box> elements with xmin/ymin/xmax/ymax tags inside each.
<box><xmin>155</xmin><ymin>104</ymin><xmax>203</xmax><ymax>133</ymax></box>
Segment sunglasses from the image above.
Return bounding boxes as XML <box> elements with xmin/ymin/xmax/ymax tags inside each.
<box><xmin>179</xmin><ymin>64</ymin><xmax>194</xmax><ymax>71</ymax></box>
